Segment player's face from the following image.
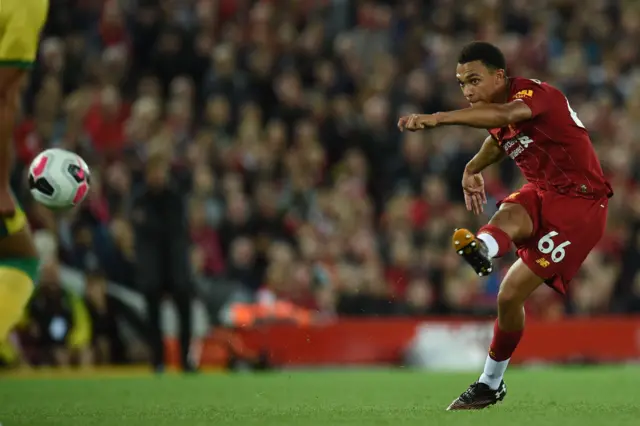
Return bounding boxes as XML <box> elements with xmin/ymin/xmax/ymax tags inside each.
<box><xmin>456</xmin><ymin>61</ymin><xmax>506</xmax><ymax>106</ymax></box>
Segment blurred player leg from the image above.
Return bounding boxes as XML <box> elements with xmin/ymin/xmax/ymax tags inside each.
<box><xmin>0</xmin><ymin>0</ymin><xmax>48</xmax><ymax>214</ymax></box>
<box><xmin>0</xmin><ymin>70</ymin><xmax>25</xmax><ymax>214</ymax></box>
<box><xmin>0</xmin><ymin>267</ymin><xmax>35</xmax><ymax>341</ymax></box>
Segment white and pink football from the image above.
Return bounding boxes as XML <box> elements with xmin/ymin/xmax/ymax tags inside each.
<box><xmin>28</xmin><ymin>148</ymin><xmax>91</xmax><ymax>210</ymax></box>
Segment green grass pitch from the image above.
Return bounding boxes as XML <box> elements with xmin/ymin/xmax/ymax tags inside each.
<box><xmin>1</xmin><ymin>366</ymin><xmax>639</xmax><ymax>425</ymax></box>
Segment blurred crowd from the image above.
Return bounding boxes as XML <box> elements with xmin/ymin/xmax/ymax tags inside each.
<box><xmin>6</xmin><ymin>0</ymin><xmax>640</xmax><ymax>365</ymax></box>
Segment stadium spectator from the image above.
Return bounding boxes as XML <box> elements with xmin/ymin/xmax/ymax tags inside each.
<box><xmin>21</xmin><ymin>259</ymin><xmax>92</xmax><ymax>366</ymax></box>
<box><xmin>83</xmin><ymin>267</ymin><xmax>126</xmax><ymax>364</ymax></box>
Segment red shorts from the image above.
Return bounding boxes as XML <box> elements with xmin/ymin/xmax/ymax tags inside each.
<box><xmin>498</xmin><ymin>183</ymin><xmax>609</xmax><ymax>295</ymax></box>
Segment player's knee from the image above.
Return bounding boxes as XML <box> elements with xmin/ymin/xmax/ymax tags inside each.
<box><xmin>489</xmin><ymin>203</ymin><xmax>533</xmax><ymax>242</ymax></box>
<box><xmin>497</xmin><ymin>287</ymin><xmax>518</xmax><ymax>312</ymax></box>
<box><xmin>496</xmin><ymin>283</ymin><xmax>527</xmax><ymax>312</ymax></box>
<box><xmin>497</xmin><ymin>260</ymin><xmax>544</xmax><ymax>314</ymax></box>
<box><xmin>0</xmin><ymin>69</ymin><xmax>26</xmax><ymax>97</ymax></box>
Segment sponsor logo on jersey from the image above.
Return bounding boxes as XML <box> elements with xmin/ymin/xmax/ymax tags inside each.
<box><xmin>503</xmin><ymin>134</ymin><xmax>534</xmax><ymax>159</ymax></box>
<box><xmin>514</xmin><ymin>89</ymin><xmax>533</xmax><ymax>99</ymax></box>
<box><xmin>536</xmin><ymin>257</ymin><xmax>550</xmax><ymax>268</ymax></box>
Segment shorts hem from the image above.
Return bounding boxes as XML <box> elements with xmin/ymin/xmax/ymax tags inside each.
<box><xmin>544</xmin><ymin>277</ymin><xmax>566</xmax><ymax>295</ymax></box>
<box><xmin>0</xmin><ymin>60</ymin><xmax>34</xmax><ymax>69</ymax></box>
<box><xmin>0</xmin><ymin>257</ymin><xmax>39</xmax><ymax>281</ymax></box>
<box><xmin>518</xmin><ymin>252</ymin><xmax>566</xmax><ymax>295</ymax></box>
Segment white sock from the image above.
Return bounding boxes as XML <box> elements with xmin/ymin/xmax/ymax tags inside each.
<box><xmin>478</xmin><ymin>233</ymin><xmax>499</xmax><ymax>258</ymax></box>
<box><xmin>478</xmin><ymin>355</ymin><xmax>510</xmax><ymax>390</ymax></box>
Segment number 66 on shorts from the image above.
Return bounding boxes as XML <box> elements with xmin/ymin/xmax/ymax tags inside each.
<box><xmin>537</xmin><ymin>231</ymin><xmax>570</xmax><ymax>263</ymax></box>
<box><xmin>499</xmin><ymin>183</ymin><xmax>609</xmax><ymax>295</ymax></box>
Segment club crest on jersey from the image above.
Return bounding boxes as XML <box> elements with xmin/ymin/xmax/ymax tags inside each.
<box><xmin>514</xmin><ymin>89</ymin><xmax>533</xmax><ymax>99</ymax></box>
<box><xmin>503</xmin><ymin>134</ymin><xmax>534</xmax><ymax>159</ymax></box>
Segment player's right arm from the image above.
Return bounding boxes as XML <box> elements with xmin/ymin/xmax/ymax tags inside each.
<box><xmin>465</xmin><ymin>136</ymin><xmax>505</xmax><ymax>175</ymax></box>
<box><xmin>462</xmin><ymin>136</ymin><xmax>505</xmax><ymax>215</ymax></box>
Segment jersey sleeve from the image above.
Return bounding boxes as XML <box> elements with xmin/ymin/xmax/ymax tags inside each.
<box><xmin>511</xmin><ymin>80</ymin><xmax>551</xmax><ymax>119</ymax></box>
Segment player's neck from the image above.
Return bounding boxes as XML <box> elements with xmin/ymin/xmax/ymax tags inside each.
<box><xmin>492</xmin><ymin>78</ymin><xmax>511</xmax><ymax>104</ymax></box>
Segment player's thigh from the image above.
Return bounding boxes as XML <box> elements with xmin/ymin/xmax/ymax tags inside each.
<box><xmin>0</xmin><ymin>0</ymin><xmax>48</xmax><ymax>87</ymax></box>
<box><xmin>519</xmin><ymin>195</ymin><xmax>608</xmax><ymax>293</ymax></box>
<box><xmin>498</xmin><ymin>258</ymin><xmax>545</xmax><ymax>306</ymax></box>
<box><xmin>0</xmin><ymin>196</ymin><xmax>37</xmax><ymax>260</ymax></box>
<box><xmin>491</xmin><ymin>186</ymin><xmax>540</xmax><ymax>242</ymax></box>
<box><xmin>0</xmin><ymin>267</ymin><xmax>35</xmax><ymax>340</ymax></box>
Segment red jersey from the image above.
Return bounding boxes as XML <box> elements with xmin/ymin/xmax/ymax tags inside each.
<box><xmin>488</xmin><ymin>77</ymin><xmax>613</xmax><ymax>199</ymax></box>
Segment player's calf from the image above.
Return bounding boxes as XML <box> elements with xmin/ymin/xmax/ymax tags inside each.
<box><xmin>476</xmin><ymin>261</ymin><xmax>544</xmax><ymax>396</ymax></box>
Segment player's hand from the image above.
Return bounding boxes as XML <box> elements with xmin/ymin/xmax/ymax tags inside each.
<box><xmin>0</xmin><ymin>187</ymin><xmax>16</xmax><ymax>217</ymax></box>
<box><xmin>461</xmin><ymin>169</ymin><xmax>487</xmax><ymax>215</ymax></box>
<box><xmin>397</xmin><ymin>114</ymin><xmax>438</xmax><ymax>132</ymax></box>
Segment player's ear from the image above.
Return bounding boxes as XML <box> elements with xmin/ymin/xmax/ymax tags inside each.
<box><xmin>496</xmin><ymin>69</ymin><xmax>506</xmax><ymax>82</ymax></box>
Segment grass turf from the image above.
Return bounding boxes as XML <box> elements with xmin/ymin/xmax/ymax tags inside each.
<box><xmin>1</xmin><ymin>366</ymin><xmax>639</xmax><ymax>425</ymax></box>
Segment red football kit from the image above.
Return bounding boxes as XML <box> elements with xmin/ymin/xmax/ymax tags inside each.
<box><xmin>488</xmin><ymin>77</ymin><xmax>613</xmax><ymax>294</ymax></box>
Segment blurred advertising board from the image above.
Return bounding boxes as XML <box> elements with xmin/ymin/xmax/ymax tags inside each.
<box><xmin>165</xmin><ymin>317</ymin><xmax>640</xmax><ymax>369</ymax></box>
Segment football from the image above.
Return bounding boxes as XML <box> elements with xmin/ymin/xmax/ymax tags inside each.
<box><xmin>28</xmin><ymin>148</ymin><xmax>91</xmax><ymax>210</ymax></box>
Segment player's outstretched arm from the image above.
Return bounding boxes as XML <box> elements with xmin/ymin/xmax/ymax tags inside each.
<box><xmin>398</xmin><ymin>101</ymin><xmax>532</xmax><ymax>131</ymax></box>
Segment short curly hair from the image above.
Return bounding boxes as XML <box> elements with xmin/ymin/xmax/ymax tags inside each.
<box><xmin>458</xmin><ymin>41</ymin><xmax>506</xmax><ymax>71</ymax></box>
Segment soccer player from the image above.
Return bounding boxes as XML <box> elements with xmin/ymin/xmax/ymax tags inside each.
<box><xmin>0</xmin><ymin>0</ymin><xmax>49</xmax><ymax>344</ymax></box>
<box><xmin>398</xmin><ymin>41</ymin><xmax>613</xmax><ymax>410</ymax></box>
